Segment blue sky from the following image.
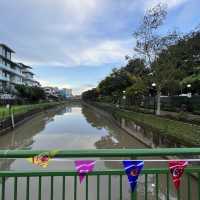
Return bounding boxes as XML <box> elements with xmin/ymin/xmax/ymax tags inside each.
<box><xmin>0</xmin><ymin>0</ymin><xmax>200</xmax><ymax>94</ymax></box>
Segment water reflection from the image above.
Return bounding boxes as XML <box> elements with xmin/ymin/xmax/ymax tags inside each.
<box><xmin>120</xmin><ymin>118</ymin><xmax>187</xmax><ymax>148</ymax></box>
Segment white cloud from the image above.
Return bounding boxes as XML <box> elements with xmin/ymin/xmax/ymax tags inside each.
<box><xmin>38</xmin><ymin>79</ymin><xmax>71</xmax><ymax>89</ymax></box>
<box><xmin>14</xmin><ymin>38</ymin><xmax>134</xmax><ymax>68</ymax></box>
<box><xmin>68</xmin><ymin>39</ymin><xmax>134</xmax><ymax>66</ymax></box>
<box><xmin>0</xmin><ymin>0</ymin><xmax>196</xmax><ymax>96</ymax></box>
<box><xmin>144</xmin><ymin>0</ymin><xmax>188</xmax><ymax>9</ymax></box>
<box><xmin>72</xmin><ymin>84</ymin><xmax>96</xmax><ymax>95</ymax></box>
<box><xmin>2</xmin><ymin>0</ymin><xmax>189</xmax><ymax>69</ymax></box>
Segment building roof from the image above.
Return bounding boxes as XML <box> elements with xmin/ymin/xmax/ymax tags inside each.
<box><xmin>15</xmin><ymin>63</ymin><xmax>25</xmax><ymax>69</ymax></box>
<box><xmin>17</xmin><ymin>63</ymin><xmax>32</xmax><ymax>69</ymax></box>
<box><xmin>0</xmin><ymin>43</ymin><xmax>15</xmax><ymax>53</ymax></box>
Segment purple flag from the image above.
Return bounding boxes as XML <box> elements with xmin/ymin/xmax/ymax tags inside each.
<box><xmin>75</xmin><ymin>160</ymin><xmax>96</xmax><ymax>183</ymax></box>
<box><xmin>123</xmin><ymin>160</ymin><xmax>144</xmax><ymax>192</ymax></box>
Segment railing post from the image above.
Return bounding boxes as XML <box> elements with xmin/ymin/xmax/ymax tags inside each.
<box><xmin>74</xmin><ymin>175</ymin><xmax>77</xmax><ymax>200</ymax></box>
<box><xmin>38</xmin><ymin>176</ymin><xmax>42</xmax><ymax>200</ymax></box>
<box><xmin>155</xmin><ymin>174</ymin><xmax>159</xmax><ymax>200</ymax></box>
<box><xmin>108</xmin><ymin>175</ymin><xmax>111</xmax><ymax>200</ymax></box>
<box><xmin>26</xmin><ymin>177</ymin><xmax>30</xmax><ymax>200</ymax></box>
<box><xmin>1</xmin><ymin>177</ymin><xmax>5</xmax><ymax>200</ymax></box>
<box><xmin>86</xmin><ymin>175</ymin><xmax>88</xmax><ymax>200</ymax></box>
<box><xmin>62</xmin><ymin>176</ymin><xmax>65</xmax><ymax>200</ymax></box>
<box><xmin>119</xmin><ymin>175</ymin><xmax>122</xmax><ymax>200</ymax></box>
<box><xmin>166</xmin><ymin>173</ymin><xmax>170</xmax><ymax>200</ymax></box>
<box><xmin>97</xmin><ymin>175</ymin><xmax>100</xmax><ymax>200</ymax></box>
<box><xmin>198</xmin><ymin>173</ymin><xmax>200</xmax><ymax>200</ymax></box>
<box><xmin>50</xmin><ymin>176</ymin><xmax>54</xmax><ymax>200</ymax></box>
<box><xmin>14</xmin><ymin>177</ymin><xmax>18</xmax><ymax>200</ymax></box>
<box><xmin>145</xmin><ymin>174</ymin><xmax>148</xmax><ymax>200</ymax></box>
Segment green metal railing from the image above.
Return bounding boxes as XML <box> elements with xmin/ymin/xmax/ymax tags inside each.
<box><xmin>0</xmin><ymin>148</ymin><xmax>200</xmax><ymax>200</ymax></box>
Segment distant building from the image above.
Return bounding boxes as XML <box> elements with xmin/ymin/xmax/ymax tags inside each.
<box><xmin>0</xmin><ymin>43</ymin><xmax>40</xmax><ymax>95</ymax></box>
<box><xmin>44</xmin><ymin>87</ymin><xmax>73</xmax><ymax>99</ymax></box>
<box><xmin>60</xmin><ymin>88</ymin><xmax>73</xmax><ymax>98</ymax></box>
<box><xmin>43</xmin><ymin>87</ymin><xmax>57</xmax><ymax>97</ymax></box>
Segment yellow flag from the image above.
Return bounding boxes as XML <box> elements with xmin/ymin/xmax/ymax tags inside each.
<box><xmin>26</xmin><ymin>149</ymin><xmax>60</xmax><ymax>168</ymax></box>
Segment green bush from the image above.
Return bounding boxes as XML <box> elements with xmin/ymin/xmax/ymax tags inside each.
<box><xmin>15</xmin><ymin>85</ymin><xmax>46</xmax><ymax>103</ymax></box>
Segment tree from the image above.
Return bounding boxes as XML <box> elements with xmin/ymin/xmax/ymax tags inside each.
<box><xmin>124</xmin><ymin>58</ymin><xmax>148</xmax><ymax>77</ymax></box>
<box><xmin>15</xmin><ymin>85</ymin><xmax>46</xmax><ymax>102</ymax></box>
<box><xmin>82</xmin><ymin>88</ymin><xmax>99</xmax><ymax>101</ymax></box>
<box><xmin>98</xmin><ymin>68</ymin><xmax>132</xmax><ymax>102</ymax></box>
<box><xmin>125</xmin><ymin>78</ymin><xmax>147</xmax><ymax>106</ymax></box>
<box><xmin>134</xmin><ymin>3</ymin><xmax>179</xmax><ymax>115</ymax></box>
<box><xmin>165</xmin><ymin>29</ymin><xmax>200</xmax><ymax>94</ymax></box>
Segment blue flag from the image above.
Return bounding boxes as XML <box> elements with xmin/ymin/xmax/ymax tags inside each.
<box><xmin>123</xmin><ymin>160</ymin><xmax>144</xmax><ymax>192</ymax></box>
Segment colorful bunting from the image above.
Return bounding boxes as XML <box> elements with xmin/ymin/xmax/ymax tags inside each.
<box><xmin>27</xmin><ymin>149</ymin><xmax>60</xmax><ymax>168</ymax></box>
<box><xmin>26</xmin><ymin>151</ymin><xmax>190</xmax><ymax>192</ymax></box>
<box><xmin>75</xmin><ymin>160</ymin><xmax>96</xmax><ymax>183</ymax></box>
<box><xmin>169</xmin><ymin>160</ymin><xmax>188</xmax><ymax>190</ymax></box>
<box><xmin>123</xmin><ymin>160</ymin><xmax>144</xmax><ymax>192</ymax></box>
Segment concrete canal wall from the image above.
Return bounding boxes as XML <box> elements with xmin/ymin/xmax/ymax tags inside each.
<box><xmin>0</xmin><ymin>102</ymin><xmax>67</xmax><ymax>136</ymax></box>
<box><xmin>83</xmin><ymin>102</ymin><xmax>195</xmax><ymax>148</ymax></box>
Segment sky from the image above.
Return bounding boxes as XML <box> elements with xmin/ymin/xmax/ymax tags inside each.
<box><xmin>0</xmin><ymin>0</ymin><xmax>200</xmax><ymax>95</ymax></box>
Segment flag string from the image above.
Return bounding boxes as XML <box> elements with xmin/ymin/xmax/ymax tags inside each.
<box><xmin>52</xmin><ymin>158</ymin><xmax>200</xmax><ymax>162</ymax></box>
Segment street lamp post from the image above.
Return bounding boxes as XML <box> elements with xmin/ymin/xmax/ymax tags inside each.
<box><xmin>186</xmin><ymin>84</ymin><xmax>192</xmax><ymax>112</ymax></box>
<box><xmin>122</xmin><ymin>90</ymin><xmax>126</xmax><ymax>107</ymax></box>
<box><xmin>152</xmin><ymin>83</ymin><xmax>156</xmax><ymax>115</ymax></box>
<box><xmin>187</xmin><ymin>84</ymin><xmax>192</xmax><ymax>97</ymax></box>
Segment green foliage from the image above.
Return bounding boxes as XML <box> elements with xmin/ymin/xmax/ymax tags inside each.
<box><xmin>126</xmin><ymin>79</ymin><xmax>146</xmax><ymax>97</ymax></box>
<box><xmin>15</xmin><ymin>85</ymin><xmax>46</xmax><ymax>102</ymax></box>
<box><xmin>81</xmin><ymin>4</ymin><xmax>200</xmax><ymax>109</ymax></box>
<box><xmin>123</xmin><ymin>58</ymin><xmax>148</xmax><ymax>77</ymax></box>
<box><xmin>164</xmin><ymin>30</ymin><xmax>200</xmax><ymax>94</ymax></box>
<box><xmin>98</xmin><ymin>68</ymin><xmax>132</xmax><ymax>96</ymax></box>
<box><xmin>82</xmin><ymin>88</ymin><xmax>99</xmax><ymax>101</ymax></box>
<box><xmin>0</xmin><ymin>102</ymin><xmax>60</xmax><ymax>120</ymax></box>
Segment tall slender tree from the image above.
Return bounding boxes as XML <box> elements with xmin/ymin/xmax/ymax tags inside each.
<box><xmin>134</xmin><ymin>3</ymin><xmax>179</xmax><ymax>115</ymax></box>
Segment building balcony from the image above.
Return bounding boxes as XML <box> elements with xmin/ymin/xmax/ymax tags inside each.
<box><xmin>0</xmin><ymin>75</ymin><xmax>10</xmax><ymax>82</ymax></box>
<box><xmin>10</xmin><ymin>78</ymin><xmax>23</xmax><ymax>85</ymax></box>
<box><xmin>0</xmin><ymin>63</ymin><xmax>24</xmax><ymax>78</ymax></box>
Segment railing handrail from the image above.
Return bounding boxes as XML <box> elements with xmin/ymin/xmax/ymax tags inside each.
<box><xmin>0</xmin><ymin>148</ymin><xmax>200</xmax><ymax>158</ymax></box>
<box><xmin>1</xmin><ymin>167</ymin><xmax>200</xmax><ymax>177</ymax></box>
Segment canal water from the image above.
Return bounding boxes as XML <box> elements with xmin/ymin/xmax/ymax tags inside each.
<box><xmin>0</xmin><ymin>103</ymin><xmax>197</xmax><ymax>200</ymax></box>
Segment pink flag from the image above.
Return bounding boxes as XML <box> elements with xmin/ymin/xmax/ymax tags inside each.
<box><xmin>75</xmin><ymin>160</ymin><xmax>96</xmax><ymax>183</ymax></box>
<box><xmin>169</xmin><ymin>160</ymin><xmax>188</xmax><ymax>190</ymax></box>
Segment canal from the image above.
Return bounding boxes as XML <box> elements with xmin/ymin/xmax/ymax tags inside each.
<box><xmin>0</xmin><ymin>103</ymin><xmax>197</xmax><ymax>200</ymax></box>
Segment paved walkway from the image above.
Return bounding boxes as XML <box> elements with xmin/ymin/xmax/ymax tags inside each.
<box><xmin>146</xmin><ymin>109</ymin><xmax>200</xmax><ymax>123</ymax></box>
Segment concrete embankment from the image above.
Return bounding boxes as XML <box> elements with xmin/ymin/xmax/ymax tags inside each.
<box><xmin>0</xmin><ymin>102</ymin><xmax>66</xmax><ymax>135</ymax></box>
<box><xmin>82</xmin><ymin>102</ymin><xmax>152</xmax><ymax>148</ymax></box>
<box><xmin>83</xmin><ymin>101</ymin><xmax>200</xmax><ymax>147</ymax></box>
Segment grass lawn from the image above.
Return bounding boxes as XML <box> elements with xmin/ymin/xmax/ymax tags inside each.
<box><xmin>0</xmin><ymin>102</ymin><xmax>61</xmax><ymax>120</ymax></box>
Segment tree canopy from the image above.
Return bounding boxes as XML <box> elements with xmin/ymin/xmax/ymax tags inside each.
<box><xmin>82</xmin><ymin>3</ymin><xmax>200</xmax><ymax>114</ymax></box>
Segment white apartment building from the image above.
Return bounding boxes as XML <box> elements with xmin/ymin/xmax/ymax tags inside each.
<box><xmin>18</xmin><ymin>63</ymin><xmax>40</xmax><ymax>87</ymax></box>
<box><xmin>44</xmin><ymin>87</ymin><xmax>73</xmax><ymax>99</ymax></box>
<box><xmin>0</xmin><ymin>43</ymin><xmax>39</xmax><ymax>94</ymax></box>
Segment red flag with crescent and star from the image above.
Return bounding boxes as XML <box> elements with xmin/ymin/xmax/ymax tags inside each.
<box><xmin>169</xmin><ymin>160</ymin><xmax>188</xmax><ymax>190</ymax></box>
